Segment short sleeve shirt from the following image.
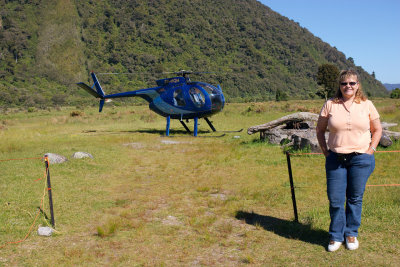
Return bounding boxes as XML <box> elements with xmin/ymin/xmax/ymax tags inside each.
<box><xmin>319</xmin><ymin>99</ymin><xmax>380</xmax><ymax>153</ymax></box>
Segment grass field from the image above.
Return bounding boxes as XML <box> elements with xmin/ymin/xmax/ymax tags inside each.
<box><xmin>1</xmin><ymin>100</ymin><xmax>399</xmax><ymax>266</ymax></box>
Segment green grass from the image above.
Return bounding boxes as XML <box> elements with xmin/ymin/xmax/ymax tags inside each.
<box><xmin>0</xmin><ymin>99</ymin><xmax>399</xmax><ymax>266</ymax></box>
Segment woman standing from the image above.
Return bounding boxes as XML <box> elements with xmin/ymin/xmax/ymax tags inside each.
<box><xmin>316</xmin><ymin>69</ymin><xmax>382</xmax><ymax>252</ymax></box>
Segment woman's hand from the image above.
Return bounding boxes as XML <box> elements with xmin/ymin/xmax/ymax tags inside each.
<box><xmin>366</xmin><ymin>147</ymin><xmax>375</xmax><ymax>155</ymax></box>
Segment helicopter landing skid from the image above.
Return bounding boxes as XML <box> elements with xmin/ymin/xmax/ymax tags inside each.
<box><xmin>197</xmin><ymin>133</ymin><xmax>226</xmax><ymax>138</ymax></box>
<box><xmin>163</xmin><ymin>133</ymin><xmax>226</xmax><ymax>138</ymax></box>
<box><xmin>164</xmin><ymin>116</ymin><xmax>226</xmax><ymax>137</ymax></box>
<box><xmin>218</xmin><ymin>128</ymin><xmax>244</xmax><ymax>133</ymax></box>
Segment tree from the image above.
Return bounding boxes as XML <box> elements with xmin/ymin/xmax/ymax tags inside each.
<box><xmin>275</xmin><ymin>88</ymin><xmax>288</xmax><ymax>101</ymax></box>
<box><xmin>316</xmin><ymin>64</ymin><xmax>340</xmax><ymax>100</ymax></box>
<box><xmin>390</xmin><ymin>88</ymin><xmax>400</xmax><ymax>99</ymax></box>
<box><xmin>348</xmin><ymin>57</ymin><xmax>354</xmax><ymax>64</ymax></box>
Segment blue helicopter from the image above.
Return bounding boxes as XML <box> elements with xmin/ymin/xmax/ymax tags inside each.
<box><xmin>77</xmin><ymin>70</ymin><xmax>225</xmax><ymax>136</ymax></box>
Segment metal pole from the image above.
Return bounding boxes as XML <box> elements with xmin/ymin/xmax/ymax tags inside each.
<box><xmin>166</xmin><ymin>116</ymin><xmax>170</xmax><ymax>136</ymax></box>
<box><xmin>194</xmin><ymin>117</ymin><xmax>198</xmax><ymax>137</ymax></box>
<box><xmin>285</xmin><ymin>152</ymin><xmax>299</xmax><ymax>222</ymax></box>
<box><xmin>44</xmin><ymin>156</ymin><xmax>55</xmax><ymax>228</ymax></box>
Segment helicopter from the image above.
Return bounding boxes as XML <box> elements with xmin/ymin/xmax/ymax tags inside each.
<box><xmin>77</xmin><ymin>70</ymin><xmax>226</xmax><ymax>136</ymax></box>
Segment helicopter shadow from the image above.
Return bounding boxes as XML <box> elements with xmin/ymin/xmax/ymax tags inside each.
<box><xmin>82</xmin><ymin>128</ymin><xmax>212</xmax><ymax>136</ymax></box>
<box><xmin>134</xmin><ymin>128</ymin><xmax>212</xmax><ymax>135</ymax></box>
<box><xmin>235</xmin><ymin>211</ymin><xmax>328</xmax><ymax>248</ymax></box>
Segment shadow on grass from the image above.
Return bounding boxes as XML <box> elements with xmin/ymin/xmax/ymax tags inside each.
<box><xmin>82</xmin><ymin>128</ymin><xmax>212</xmax><ymax>135</ymax></box>
<box><xmin>235</xmin><ymin>211</ymin><xmax>328</xmax><ymax>247</ymax></box>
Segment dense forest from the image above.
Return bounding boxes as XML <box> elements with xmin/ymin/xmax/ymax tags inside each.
<box><xmin>0</xmin><ymin>0</ymin><xmax>388</xmax><ymax>108</ymax></box>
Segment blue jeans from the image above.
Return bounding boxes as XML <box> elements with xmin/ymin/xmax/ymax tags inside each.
<box><xmin>325</xmin><ymin>151</ymin><xmax>375</xmax><ymax>242</ymax></box>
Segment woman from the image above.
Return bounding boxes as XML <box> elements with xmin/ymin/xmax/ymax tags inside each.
<box><xmin>316</xmin><ymin>69</ymin><xmax>382</xmax><ymax>252</ymax></box>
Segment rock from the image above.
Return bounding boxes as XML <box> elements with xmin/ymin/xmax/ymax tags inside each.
<box><xmin>37</xmin><ymin>226</ymin><xmax>53</xmax><ymax>236</ymax></box>
<box><xmin>278</xmin><ymin>132</ymin><xmax>325</xmax><ymax>153</ymax></box>
<box><xmin>44</xmin><ymin>153</ymin><xmax>68</xmax><ymax>164</ymax></box>
<box><xmin>290</xmin><ymin>134</ymin><xmax>321</xmax><ymax>152</ymax></box>
<box><xmin>72</xmin><ymin>152</ymin><xmax>94</xmax><ymax>159</ymax></box>
<box><xmin>379</xmin><ymin>132</ymin><xmax>393</xmax><ymax>147</ymax></box>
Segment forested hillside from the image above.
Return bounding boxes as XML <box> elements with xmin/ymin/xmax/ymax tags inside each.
<box><xmin>0</xmin><ymin>0</ymin><xmax>388</xmax><ymax>108</ymax></box>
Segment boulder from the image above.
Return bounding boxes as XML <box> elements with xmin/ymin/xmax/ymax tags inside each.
<box><xmin>37</xmin><ymin>226</ymin><xmax>53</xmax><ymax>236</ymax></box>
<box><xmin>72</xmin><ymin>152</ymin><xmax>94</xmax><ymax>159</ymax></box>
<box><xmin>44</xmin><ymin>153</ymin><xmax>68</xmax><ymax>164</ymax></box>
<box><xmin>379</xmin><ymin>132</ymin><xmax>393</xmax><ymax>147</ymax></box>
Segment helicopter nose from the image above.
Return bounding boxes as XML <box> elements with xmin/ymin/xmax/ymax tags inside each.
<box><xmin>210</xmin><ymin>94</ymin><xmax>224</xmax><ymax>111</ymax></box>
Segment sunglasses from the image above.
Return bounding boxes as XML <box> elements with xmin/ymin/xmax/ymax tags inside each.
<box><xmin>340</xmin><ymin>82</ymin><xmax>358</xmax><ymax>86</ymax></box>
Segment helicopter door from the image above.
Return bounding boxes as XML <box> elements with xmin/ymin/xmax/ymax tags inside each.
<box><xmin>173</xmin><ymin>89</ymin><xmax>186</xmax><ymax>107</ymax></box>
<box><xmin>189</xmin><ymin>87</ymin><xmax>205</xmax><ymax>108</ymax></box>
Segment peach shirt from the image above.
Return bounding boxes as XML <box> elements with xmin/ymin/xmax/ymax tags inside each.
<box><xmin>320</xmin><ymin>99</ymin><xmax>380</xmax><ymax>154</ymax></box>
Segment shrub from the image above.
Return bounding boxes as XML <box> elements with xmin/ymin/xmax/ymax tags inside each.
<box><xmin>390</xmin><ymin>88</ymin><xmax>400</xmax><ymax>99</ymax></box>
<box><xmin>70</xmin><ymin>110</ymin><xmax>84</xmax><ymax>117</ymax></box>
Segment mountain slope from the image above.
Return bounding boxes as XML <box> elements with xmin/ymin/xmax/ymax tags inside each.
<box><xmin>0</xmin><ymin>0</ymin><xmax>388</xmax><ymax>108</ymax></box>
<box><xmin>384</xmin><ymin>83</ymin><xmax>400</xmax><ymax>91</ymax></box>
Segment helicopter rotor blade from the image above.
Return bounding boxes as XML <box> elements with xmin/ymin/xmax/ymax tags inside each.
<box><xmin>96</xmin><ymin>70</ymin><xmax>220</xmax><ymax>78</ymax></box>
<box><xmin>161</xmin><ymin>70</ymin><xmax>219</xmax><ymax>77</ymax></box>
<box><xmin>97</xmin><ymin>72</ymin><xmax>154</xmax><ymax>75</ymax></box>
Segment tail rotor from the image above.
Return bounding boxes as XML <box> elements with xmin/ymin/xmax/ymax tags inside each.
<box><xmin>76</xmin><ymin>72</ymin><xmax>107</xmax><ymax>112</ymax></box>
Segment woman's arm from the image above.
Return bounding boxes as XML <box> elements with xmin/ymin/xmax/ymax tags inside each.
<box><xmin>367</xmin><ymin>118</ymin><xmax>383</xmax><ymax>155</ymax></box>
<box><xmin>316</xmin><ymin>116</ymin><xmax>330</xmax><ymax>157</ymax></box>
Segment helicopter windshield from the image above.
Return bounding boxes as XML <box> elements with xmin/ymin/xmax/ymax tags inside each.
<box><xmin>200</xmin><ymin>84</ymin><xmax>224</xmax><ymax>111</ymax></box>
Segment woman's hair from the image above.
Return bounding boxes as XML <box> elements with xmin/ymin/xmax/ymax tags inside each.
<box><xmin>333</xmin><ymin>69</ymin><xmax>367</xmax><ymax>103</ymax></box>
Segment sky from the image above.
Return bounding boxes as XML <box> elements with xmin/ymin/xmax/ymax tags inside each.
<box><xmin>258</xmin><ymin>0</ymin><xmax>400</xmax><ymax>84</ymax></box>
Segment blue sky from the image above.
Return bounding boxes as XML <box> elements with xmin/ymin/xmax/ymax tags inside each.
<box><xmin>258</xmin><ymin>0</ymin><xmax>400</xmax><ymax>84</ymax></box>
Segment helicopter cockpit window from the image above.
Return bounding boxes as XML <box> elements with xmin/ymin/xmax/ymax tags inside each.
<box><xmin>189</xmin><ymin>87</ymin><xmax>205</xmax><ymax>108</ymax></box>
<box><xmin>201</xmin><ymin>84</ymin><xmax>223</xmax><ymax>110</ymax></box>
<box><xmin>173</xmin><ymin>89</ymin><xmax>185</xmax><ymax>107</ymax></box>
<box><xmin>202</xmin><ymin>84</ymin><xmax>217</xmax><ymax>95</ymax></box>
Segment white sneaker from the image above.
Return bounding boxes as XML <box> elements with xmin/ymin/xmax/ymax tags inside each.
<box><xmin>346</xmin><ymin>236</ymin><xmax>359</xmax><ymax>250</ymax></box>
<box><xmin>328</xmin><ymin>240</ymin><xmax>342</xmax><ymax>252</ymax></box>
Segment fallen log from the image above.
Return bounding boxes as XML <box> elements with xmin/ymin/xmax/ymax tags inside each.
<box><xmin>247</xmin><ymin>112</ymin><xmax>318</xmax><ymax>135</ymax></box>
<box><xmin>381</xmin><ymin>122</ymin><xmax>398</xmax><ymax>130</ymax></box>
